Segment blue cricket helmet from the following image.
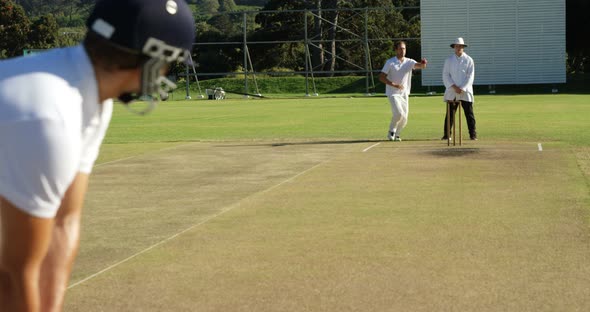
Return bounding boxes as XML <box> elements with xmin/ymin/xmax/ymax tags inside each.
<box><xmin>86</xmin><ymin>0</ymin><xmax>195</xmax><ymax>108</ymax></box>
<box><xmin>87</xmin><ymin>0</ymin><xmax>194</xmax><ymax>60</ymax></box>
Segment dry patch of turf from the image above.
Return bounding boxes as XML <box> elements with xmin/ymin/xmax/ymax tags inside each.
<box><xmin>429</xmin><ymin>147</ymin><xmax>480</xmax><ymax>157</ymax></box>
<box><xmin>575</xmin><ymin>147</ymin><xmax>590</xmax><ymax>224</ymax></box>
<box><xmin>65</xmin><ymin>141</ymin><xmax>590</xmax><ymax>311</ymax></box>
<box><xmin>96</xmin><ymin>142</ymin><xmax>187</xmax><ymax>164</ymax></box>
<box><xmin>70</xmin><ymin>141</ymin><xmax>358</xmax><ymax>285</ymax></box>
<box><xmin>576</xmin><ymin>147</ymin><xmax>590</xmax><ymax>180</ymax></box>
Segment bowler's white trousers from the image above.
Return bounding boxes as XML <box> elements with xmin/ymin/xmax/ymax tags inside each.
<box><xmin>388</xmin><ymin>94</ymin><xmax>409</xmax><ymax>135</ymax></box>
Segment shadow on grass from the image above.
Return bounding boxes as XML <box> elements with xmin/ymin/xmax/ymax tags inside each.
<box><xmin>216</xmin><ymin>139</ymin><xmax>382</xmax><ymax>148</ymax></box>
<box><xmin>214</xmin><ymin>138</ymin><xmax>448</xmax><ymax>148</ymax></box>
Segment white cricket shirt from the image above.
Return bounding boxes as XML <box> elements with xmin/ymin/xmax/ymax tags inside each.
<box><xmin>442</xmin><ymin>52</ymin><xmax>475</xmax><ymax>102</ymax></box>
<box><xmin>0</xmin><ymin>45</ymin><xmax>113</xmax><ymax>218</ymax></box>
<box><xmin>381</xmin><ymin>57</ymin><xmax>418</xmax><ymax>97</ymax></box>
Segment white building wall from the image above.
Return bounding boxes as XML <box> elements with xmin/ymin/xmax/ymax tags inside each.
<box><xmin>421</xmin><ymin>0</ymin><xmax>566</xmax><ymax>86</ymax></box>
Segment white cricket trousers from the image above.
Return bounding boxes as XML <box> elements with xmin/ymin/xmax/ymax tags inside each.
<box><xmin>388</xmin><ymin>94</ymin><xmax>409</xmax><ymax>135</ymax></box>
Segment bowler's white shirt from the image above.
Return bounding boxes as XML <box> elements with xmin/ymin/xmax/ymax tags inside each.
<box><xmin>381</xmin><ymin>57</ymin><xmax>417</xmax><ymax>97</ymax></box>
<box><xmin>443</xmin><ymin>52</ymin><xmax>475</xmax><ymax>102</ymax></box>
<box><xmin>0</xmin><ymin>45</ymin><xmax>113</xmax><ymax>218</ymax></box>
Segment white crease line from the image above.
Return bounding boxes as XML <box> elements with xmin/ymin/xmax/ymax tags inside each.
<box><xmin>94</xmin><ymin>155</ymin><xmax>141</xmax><ymax>168</ymax></box>
<box><xmin>538</xmin><ymin>143</ymin><xmax>543</xmax><ymax>152</ymax></box>
<box><xmin>94</xmin><ymin>142</ymin><xmax>202</xmax><ymax>168</ymax></box>
<box><xmin>68</xmin><ymin>160</ymin><xmax>328</xmax><ymax>289</ymax></box>
<box><xmin>363</xmin><ymin>143</ymin><xmax>381</xmax><ymax>152</ymax></box>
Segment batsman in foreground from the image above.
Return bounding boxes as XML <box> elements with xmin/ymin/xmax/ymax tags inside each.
<box><xmin>379</xmin><ymin>41</ymin><xmax>427</xmax><ymax>142</ymax></box>
<box><xmin>0</xmin><ymin>0</ymin><xmax>194</xmax><ymax>310</ymax></box>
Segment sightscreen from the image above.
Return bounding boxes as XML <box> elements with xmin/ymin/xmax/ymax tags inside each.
<box><xmin>420</xmin><ymin>0</ymin><xmax>566</xmax><ymax>86</ymax></box>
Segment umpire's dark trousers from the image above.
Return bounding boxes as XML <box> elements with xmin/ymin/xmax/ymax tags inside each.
<box><xmin>443</xmin><ymin>101</ymin><xmax>477</xmax><ymax>138</ymax></box>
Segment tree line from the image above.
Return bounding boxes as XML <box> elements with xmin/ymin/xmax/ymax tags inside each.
<box><xmin>195</xmin><ymin>0</ymin><xmax>421</xmax><ymax>76</ymax></box>
<box><xmin>1</xmin><ymin>0</ymin><xmax>588</xmax><ymax>74</ymax></box>
<box><xmin>0</xmin><ymin>0</ymin><xmax>92</xmax><ymax>58</ymax></box>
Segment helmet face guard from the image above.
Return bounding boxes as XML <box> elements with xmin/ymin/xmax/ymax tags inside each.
<box><xmin>141</xmin><ymin>37</ymin><xmax>188</xmax><ymax>96</ymax></box>
<box><xmin>87</xmin><ymin>0</ymin><xmax>195</xmax><ymax>114</ymax></box>
<box><xmin>119</xmin><ymin>38</ymin><xmax>190</xmax><ymax>114</ymax></box>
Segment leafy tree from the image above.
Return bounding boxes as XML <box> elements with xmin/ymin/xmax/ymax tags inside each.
<box><xmin>218</xmin><ymin>0</ymin><xmax>237</xmax><ymax>12</ymax></box>
<box><xmin>392</xmin><ymin>0</ymin><xmax>420</xmax><ymax>7</ymax></box>
<box><xmin>14</xmin><ymin>0</ymin><xmax>93</xmax><ymax>27</ymax></box>
<box><xmin>566</xmin><ymin>0</ymin><xmax>590</xmax><ymax>73</ymax></box>
<box><xmin>1</xmin><ymin>0</ymin><xmax>81</xmax><ymax>58</ymax></box>
<box><xmin>29</xmin><ymin>13</ymin><xmax>60</xmax><ymax>49</ymax></box>
<box><xmin>252</xmin><ymin>0</ymin><xmax>420</xmax><ymax>75</ymax></box>
<box><xmin>61</xmin><ymin>0</ymin><xmax>94</xmax><ymax>27</ymax></box>
<box><xmin>56</xmin><ymin>27</ymin><xmax>86</xmax><ymax>47</ymax></box>
<box><xmin>12</xmin><ymin>0</ymin><xmax>48</xmax><ymax>16</ymax></box>
<box><xmin>208</xmin><ymin>13</ymin><xmax>242</xmax><ymax>34</ymax></box>
<box><xmin>235</xmin><ymin>0</ymin><xmax>268</xmax><ymax>5</ymax></box>
<box><xmin>251</xmin><ymin>0</ymin><xmax>310</xmax><ymax>71</ymax></box>
<box><xmin>0</xmin><ymin>0</ymin><xmax>31</xmax><ymax>58</ymax></box>
<box><xmin>196</xmin><ymin>0</ymin><xmax>220</xmax><ymax>13</ymax></box>
<box><xmin>392</xmin><ymin>0</ymin><xmax>421</xmax><ymax>27</ymax></box>
<box><xmin>194</xmin><ymin>21</ymin><xmax>240</xmax><ymax>75</ymax></box>
<box><xmin>311</xmin><ymin>0</ymin><xmax>324</xmax><ymax>72</ymax></box>
<box><xmin>321</xmin><ymin>0</ymin><xmax>345</xmax><ymax>74</ymax></box>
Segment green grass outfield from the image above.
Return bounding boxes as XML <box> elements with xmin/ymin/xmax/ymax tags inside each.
<box><xmin>65</xmin><ymin>94</ymin><xmax>590</xmax><ymax>311</ymax></box>
<box><xmin>105</xmin><ymin>94</ymin><xmax>589</xmax><ymax>144</ymax></box>
<box><xmin>100</xmin><ymin>94</ymin><xmax>590</xmax><ymax>163</ymax></box>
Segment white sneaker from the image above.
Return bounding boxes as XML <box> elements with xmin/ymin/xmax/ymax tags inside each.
<box><xmin>387</xmin><ymin>131</ymin><xmax>395</xmax><ymax>141</ymax></box>
<box><xmin>394</xmin><ymin>136</ymin><xmax>402</xmax><ymax>142</ymax></box>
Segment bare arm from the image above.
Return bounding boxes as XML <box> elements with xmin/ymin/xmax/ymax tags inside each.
<box><xmin>413</xmin><ymin>59</ymin><xmax>427</xmax><ymax>70</ymax></box>
<box><xmin>39</xmin><ymin>172</ymin><xmax>89</xmax><ymax>312</ymax></box>
<box><xmin>0</xmin><ymin>198</ymin><xmax>55</xmax><ymax>312</ymax></box>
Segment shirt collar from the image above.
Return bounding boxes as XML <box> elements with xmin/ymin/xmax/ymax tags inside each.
<box><xmin>455</xmin><ymin>53</ymin><xmax>466</xmax><ymax>60</ymax></box>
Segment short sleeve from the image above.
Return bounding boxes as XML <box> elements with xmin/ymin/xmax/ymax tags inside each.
<box><xmin>407</xmin><ymin>58</ymin><xmax>418</xmax><ymax>71</ymax></box>
<box><xmin>0</xmin><ymin>119</ymin><xmax>80</xmax><ymax>218</ymax></box>
<box><xmin>79</xmin><ymin>100</ymin><xmax>113</xmax><ymax>173</ymax></box>
<box><xmin>381</xmin><ymin>59</ymin><xmax>391</xmax><ymax>74</ymax></box>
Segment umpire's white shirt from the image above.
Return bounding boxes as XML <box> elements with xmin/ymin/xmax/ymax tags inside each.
<box><xmin>381</xmin><ymin>57</ymin><xmax>417</xmax><ymax>97</ymax></box>
<box><xmin>443</xmin><ymin>52</ymin><xmax>475</xmax><ymax>102</ymax></box>
<box><xmin>0</xmin><ymin>45</ymin><xmax>113</xmax><ymax>218</ymax></box>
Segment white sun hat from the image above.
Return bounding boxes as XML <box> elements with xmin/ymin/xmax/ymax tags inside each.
<box><xmin>450</xmin><ymin>37</ymin><xmax>468</xmax><ymax>48</ymax></box>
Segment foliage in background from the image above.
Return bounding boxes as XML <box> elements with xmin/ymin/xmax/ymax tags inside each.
<box><xmin>195</xmin><ymin>0</ymin><xmax>422</xmax><ymax>76</ymax></box>
<box><xmin>1</xmin><ymin>0</ymin><xmax>588</xmax><ymax>76</ymax></box>
<box><xmin>566</xmin><ymin>0</ymin><xmax>590</xmax><ymax>73</ymax></box>
<box><xmin>28</xmin><ymin>14</ymin><xmax>60</xmax><ymax>49</ymax></box>
<box><xmin>105</xmin><ymin>95</ymin><xmax>590</xmax><ymax>148</ymax></box>
<box><xmin>0</xmin><ymin>0</ymin><xmax>91</xmax><ymax>58</ymax></box>
<box><xmin>0</xmin><ymin>0</ymin><xmax>30</xmax><ymax>58</ymax></box>
<box><xmin>235</xmin><ymin>0</ymin><xmax>268</xmax><ymax>5</ymax></box>
<box><xmin>19</xmin><ymin>0</ymin><xmax>92</xmax><ymax>21</ymax></box>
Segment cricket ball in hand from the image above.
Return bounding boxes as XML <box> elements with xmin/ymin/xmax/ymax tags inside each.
<box><xmin>421</xmin><ymin>59</ymin><xmax>428</xmax><ymax>65</ymax></box>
